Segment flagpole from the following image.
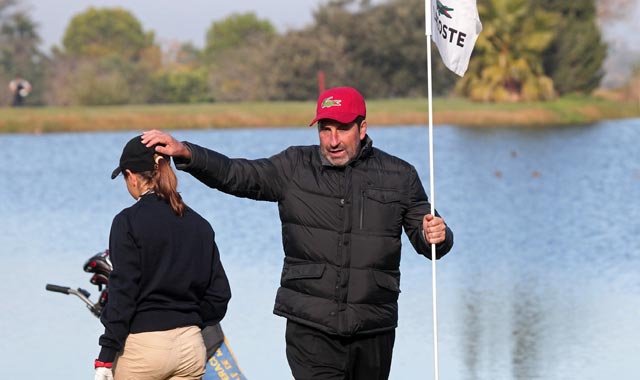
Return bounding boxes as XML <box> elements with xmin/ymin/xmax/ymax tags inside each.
<box><xmin>425</xmin><ymin>1</ymin><xmax>440</xmax><ymax>380</ymax></box>
<box><xmin>424</xmin><ymin>1</ymin><xmax>482</xmax><ymax>378</ymax></box>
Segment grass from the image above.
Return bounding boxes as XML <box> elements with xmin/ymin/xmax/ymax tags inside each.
<box><xmin>0</xmin><ymin>96</ymin><xmax>638</xmax><ymax>134</ymax></box>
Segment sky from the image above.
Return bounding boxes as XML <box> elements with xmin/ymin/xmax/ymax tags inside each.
<box><xmin>23</xmin><ymin>0</ymin><xmax>640</xmax><ymax>86</ymax></box>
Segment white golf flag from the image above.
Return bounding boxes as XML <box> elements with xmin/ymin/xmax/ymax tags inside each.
<box><xmin>429</xmin><ymin>0</ymin><xmax>482</xmax><ymax>76</ymax></box>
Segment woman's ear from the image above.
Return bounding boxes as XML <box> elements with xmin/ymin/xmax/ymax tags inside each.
<box><xmin>124</xmin><ymin>169</ymin><xmax>137</xmax><ymax>185</ymax></box>
<box><xmin>123</xmin><ymin>169</ymin><xmax>140</xmax><ymax>199</ymax></box>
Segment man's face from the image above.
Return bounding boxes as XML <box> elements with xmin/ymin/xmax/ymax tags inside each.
<box><xmin>317</xmin><ymin>119</ymin><xmax>367</xmax><ymax>167</ymax></box>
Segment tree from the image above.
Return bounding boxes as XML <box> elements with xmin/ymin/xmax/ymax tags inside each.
<box><xmin>45</xmin><ymin>54</ymin><xmax>153</xmax><ymax>106</ymax></box>
<box><xmin>204</xmin><ymin>12</ymin><xmax>275</xmax><ymax>63</ymax></box>
<box><xmin>47</xmin><ymin>7</ymin><xmax>164</xmax><ymax>105</ymax></box>
<box><xmin>306</xmin><ymin>0</ymin><xmax>456</xmax><ymax>98</ymax></box>
<box><xmin>206</xmin><ymin>43</ymin><xmax>273</xmax><ymax>101</ymax></box>
<box><xmin>197</xmin><ymin>0</ymin><xmax>461</xmax><ymax>101</ymax></box>
<box><xmin>312</xmin><ymin>0</ymin><xmax>409</xmax><ymax>97</ymax></box>
<box><xmin>62</xmin><ymin>7</ymin><xmax>153</xmax><ymax>60</ymax></box>
<box><xmin>200</xmin><ymin>13</ymin><xmax>276</xmax><ymax>101</ymax></box>
<box><xmin>533</xmin><ymin>0</ymin><xmax>606</xmax><ymax>95</ymax></box>
<box><xmin>261</xmin><ymin>29</ymin><xmax>351</xmax><ymax>100</ymax></box>
<box><xmin>456</xmin><ymin>0</ymin><xmax>558</xmax><ymax>102</ymax></box>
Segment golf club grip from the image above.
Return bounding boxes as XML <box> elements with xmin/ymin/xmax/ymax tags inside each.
<box><xmin>46</xmin><ymin>284</ymin><xmax>70</xmax><ymax>294</ymax></box>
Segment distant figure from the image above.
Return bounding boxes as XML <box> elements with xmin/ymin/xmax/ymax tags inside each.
<box><xmin>8</xmin><ymin>76</ymin><xmax>31</xmax><ymax>107</ymax></box>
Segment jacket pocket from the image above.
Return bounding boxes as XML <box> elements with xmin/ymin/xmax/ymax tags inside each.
<box><xmin>282</xmin><ymin>263</ymin><xmax>326</xmax><ymax>282</ymax></box>
<box><xmin>372</xmin><ymin>270</ymin><xmax>401</xmax><ymax>293</ymax></box>
<box><xmin>281</xmin><ymin>263</ymin><xmax>328</xmax><ymax>297</ymax></box>
<box><xmin>360</xmin><ymin>188</ymin><xmax>402</xmax><ymax>231</ymax></box>
<box><xmin>367</xmin><ymin>270</ymin><xmax>401</xmax><ymax>304</ymax></box>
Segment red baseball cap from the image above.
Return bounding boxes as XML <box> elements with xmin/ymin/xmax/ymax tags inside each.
<box><xmin>309</xmin><ymin>87</ymin><xmax>366</xmax><ymax>126</ymax></box>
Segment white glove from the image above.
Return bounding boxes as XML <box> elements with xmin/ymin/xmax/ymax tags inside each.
<box><xmin>95</xmin><ymin>367</ymin><xmax>114</xmax><ymax>380</ymax></box>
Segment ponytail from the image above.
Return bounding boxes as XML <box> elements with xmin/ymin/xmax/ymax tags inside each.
<box><xmin>152</xmin><ymin>155</ymin><xmax>186</xmax><ymax>216</ymax></box>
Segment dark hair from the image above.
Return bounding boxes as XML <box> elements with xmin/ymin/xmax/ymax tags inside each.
<box><xmin>134</xmin><ymin>156</ymin><xmax>186</xmax><ymax>216</ymax></box>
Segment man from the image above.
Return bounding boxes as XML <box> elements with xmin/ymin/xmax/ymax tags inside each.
<box><xmin>142</xmin><ymin>86</ymin><xmax>453</xmax><ymax>379</ymax></box>
<box><xmin>8</xmin><ymin>75</ymin><xmax>31</xmax><ymax>107</ymax></box>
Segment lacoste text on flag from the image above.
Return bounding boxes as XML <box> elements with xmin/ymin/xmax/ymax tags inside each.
<box><xmin>430</xmin><ymin>0</ymin><xmax>482</xmax><ymax>77</ymax></box>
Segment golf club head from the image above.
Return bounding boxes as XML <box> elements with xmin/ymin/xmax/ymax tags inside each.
<box><xmin>83</xmin><ymin>250</ymin><xmax>112</xmax><ymax>276</ymax></box>
<box><xmin>90</xmin><ymin>273</ymin><xmax>109</xmax><ymax>287</ymax></box>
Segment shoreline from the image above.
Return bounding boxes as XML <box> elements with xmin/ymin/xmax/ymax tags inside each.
<box><xmin>1</xmin><ymin>96</ymin><xmax>638</xmax><ymax>134</ymax></box>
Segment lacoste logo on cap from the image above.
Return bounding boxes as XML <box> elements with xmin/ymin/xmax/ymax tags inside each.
<box><xmin>321</xmin><ymin>96</ymin><xmax>342</xmax><ymax>108</ymax></box>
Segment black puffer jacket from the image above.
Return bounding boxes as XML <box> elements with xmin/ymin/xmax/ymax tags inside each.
<box><xmin>176</xmin><ymin>135</ymin><xmax>453</xmax><ymax>336</ymax></box>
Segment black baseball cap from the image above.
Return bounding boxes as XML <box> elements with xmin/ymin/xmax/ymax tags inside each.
<box><xmin>111</xmin><ymin>135</ymin><xmax>168</xmax><ymax>179</ymax></box>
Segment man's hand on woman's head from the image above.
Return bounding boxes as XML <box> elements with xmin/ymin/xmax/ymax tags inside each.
<box><xmin>141</xmin><ymin>129</ymin><xmax>191</xmax><ymax>159</ymax></box>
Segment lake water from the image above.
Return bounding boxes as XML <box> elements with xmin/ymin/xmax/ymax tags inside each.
<box><xmin>1</xmin><ymin>119</ymin><xmax>639</xmax><ymax>379</ymax></box>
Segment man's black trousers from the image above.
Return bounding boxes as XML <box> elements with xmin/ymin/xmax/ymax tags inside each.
<box><xmin>285</xmin><ymin>320</ymin><xmax>395</xmax><ymax>380</ymax></box>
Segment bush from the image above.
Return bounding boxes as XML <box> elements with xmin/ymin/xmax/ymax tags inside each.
<box><xmin>149</xmin><ymin>69</ymin><xmax>212</xmax><ymax>104</ymax></box>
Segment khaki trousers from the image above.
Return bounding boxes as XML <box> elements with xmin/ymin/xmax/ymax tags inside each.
<box><xmin>114</xmin><ymin>325</ymin><xmax>206</xmax><ymax>380</ymax></box>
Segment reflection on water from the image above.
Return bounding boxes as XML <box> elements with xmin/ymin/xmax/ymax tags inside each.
<box><xmin>1</xmin><ymin>119</ymin><xmax>639</xmax><ymax>379</ymax></box>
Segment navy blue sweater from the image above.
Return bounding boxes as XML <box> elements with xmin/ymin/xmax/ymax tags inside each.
<box><xmin>98</xmin><ymin>193</ymin><xmax>231</xmax><ymax>362</ymax></box>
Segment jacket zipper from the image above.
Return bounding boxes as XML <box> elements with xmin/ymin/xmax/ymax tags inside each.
<box><xmin>360</xmin><ymin>190</ymin><xmax>364</xmax><ymax>229</ymax></box>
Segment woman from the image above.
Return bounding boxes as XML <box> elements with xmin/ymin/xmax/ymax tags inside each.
<box><xmin>95</xmin><ymin>135</ymin><xmax>231</xmax><ymax>380</ymax></box>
